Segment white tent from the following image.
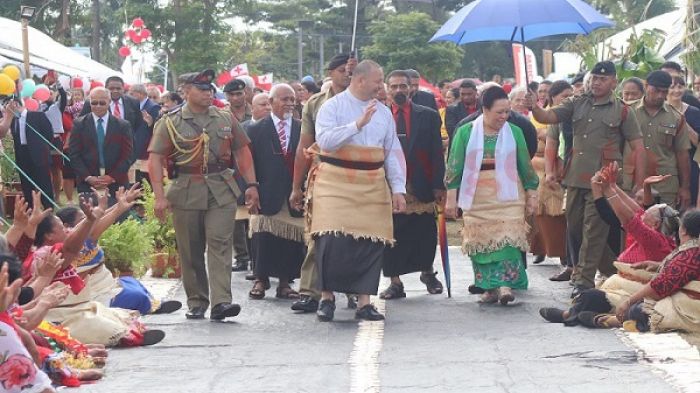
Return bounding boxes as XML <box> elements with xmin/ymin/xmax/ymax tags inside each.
<box><xmin>0</xmin><ymin>16</ymin><xmax>128</xmax><ymax>82</ymax></box>
<box><xmin>598</xmin><ymin>7</ymin><xmax>686</xmax><ymax>63</ymax></box>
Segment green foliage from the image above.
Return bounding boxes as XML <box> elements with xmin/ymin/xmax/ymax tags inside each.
<box><xmin>140</xmin><ymin>180</ymin><xmax>177</xmax><ymax>256</ymax></box>
<box><xmin>0</xmin><ymin>137</ymin><xmax>20</xmax><ymax>185</ymax></box>
<box><xmin>100</xmin><ymin>218</ymin><xmax>154</xmax><ymax>277</ymax></box>
<box><xmin>363</xmin><ymin>12</ymin><xmax>463</xmax><ymax>81</ymax></box>
<box><xmin>614</xmin><ymin>29</ymin><xmax>666</xmax><ymax>79</ymax></box>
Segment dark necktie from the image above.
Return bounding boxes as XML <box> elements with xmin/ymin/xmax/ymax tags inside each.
<box><xmin>96</xmin><ymin>118</ymin><xmax>106</xmax><ymax>168</ymax></box>
<box><xmin>397</xmin><ymin>106</ymin><xmax>407</xmax><ymax>136</ymax></box>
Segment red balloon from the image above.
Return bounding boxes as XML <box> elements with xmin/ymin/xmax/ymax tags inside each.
<box><xmin>119</xmin><ymin>46</ymin><xmax>131</xmax><ymax>57</ymax></box>
<box><xmin>140</xmin><ymin>28</ymin><xmax>151</xmax><ymax>39</ymax></box>
<box><xmin>132</xmin><ymin>35</ymin><xmax>142</xmax><ymax>44</ymax></box>
<box><xmin>90</xmin><ymin>80</ymin><xmax>103</xmax><ymax>91</ymax></box>
<box><xmin>71</xmin><ymin>78</ymin><xmax>83</xmax><ymax>89</ymax></box>
<box><xmin>132</xmin><ymin>17</ymin><xmax>144</xmax><ymax>28</ymax></box>
<box><xmin>23</xmin><ymin>98</ymin><xmax>39</xmax><ymax>111</ymax></box>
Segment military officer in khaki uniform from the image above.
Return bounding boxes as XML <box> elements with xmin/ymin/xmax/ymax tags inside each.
<box><xmin>148</xmin><ymin>70</ymin><xmax>260</xmax><ymax>321</ymax></box>
<box><xmin>288</xmin><ymin>53</ymin><xmax>355</xmax><ymax>313</ymax></box>
<box><xmin>528</xmin><ymin>61</ymin><xmax>646</xmax><ymax>296</ymax></box>
<box><xmin>622</xmin><ymin>70</ymin><xmax>691</xmax><ymax>208</ymax></box>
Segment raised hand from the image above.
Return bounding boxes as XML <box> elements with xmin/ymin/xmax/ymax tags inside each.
<box><xmin>35</xmin><ymin>250</ymin><xmax>64</xmax><ymax>279</ymax></box>
<box><xmin>356</xmin><ymin>100</ymin><xmax>378</xmax><ymax>129</ymax></box>
<box><xmin>12</xmin><ymin>196</ymin><xmax>30</xmax><ymax>229</ymax></box>
<box><xmin>0</xmin><ymin>263</ymin><xmax>23</xmax><ymax>313</ymax></box>
<box><xmin>27</xmin><ymin>191</ymin><xmax>52</xmax><ymax>228</ymax></box>
<box><xmin>643</xmin><ymin>174</ymin><xmax>672</xmax><ymax>186</ymax></box>
<box><xmin>124</xmin><ymin>183</ymin><xmax>143</xmax><ymax>203</ymax></box>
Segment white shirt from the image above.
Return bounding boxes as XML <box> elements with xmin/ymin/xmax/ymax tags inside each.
<box><xmin>109</xmin><ymin>98</ymin><xmax>124</xmax><ymax>119</ymax></box>
<box><xmin>92</xmin><ymin>112</ymin><xmax>110</xmax><ymax>131</ymax></box>
<box><xmin>42</xmin><ymin>102</ymin><xmax>64</xmax><ymax>135</ymax></box>
<box><xmin>316</xmin><ymin>90</ymin><xmax>406</xmax><ymax>194</ymax></box>
<box><xmin>139</xmin><ymin>98</ymin><xmax>148</xmax><ymax>111</ymax></box>
<box><xmin>270</xmin><ymin>113</ymin><xmax>291</xmax><ymax>151</ymax></box>
<box><xmin>18</xmin><ymin>109</ymin><xmax>28</xmax><ymax>145</ymax></box>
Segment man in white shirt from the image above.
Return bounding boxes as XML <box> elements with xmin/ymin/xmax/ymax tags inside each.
<box><xmin>310</xmin><ymin>60</ymin><xmax>407</xmax><ymax>322</ymax></box>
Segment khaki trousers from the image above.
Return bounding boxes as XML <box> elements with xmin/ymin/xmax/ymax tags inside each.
<box><xmin>298</xmin><ymin>239</ymin><xmax>320</xmax><ymax>300</ymax></box>
<box><xmin>566</xmin><ymin>187</ymin><xmax>617</xmax><ymax>288</ymax></box>
<box><xmin>172</xmin><ymin>195</ymin><xmax>236</xmax><ymax>310</ymax></box>
<box><xmin>233</xmin><ymin>219</ymin><xmax>250</xmax><ymax>262</ymax></box>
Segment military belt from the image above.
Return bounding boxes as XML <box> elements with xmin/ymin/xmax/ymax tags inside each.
<box><xmin>176</xmin><ymin>163</ymin><xmax>231</xmax><ymax>175</ymax></box>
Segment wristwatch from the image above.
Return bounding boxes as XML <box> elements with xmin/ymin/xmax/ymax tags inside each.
<box><xmin>246</xmin><ymin>182</ymin><xmax>260</xmax><ymax>189</ymax></box>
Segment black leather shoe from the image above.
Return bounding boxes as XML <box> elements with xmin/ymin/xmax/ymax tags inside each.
<box><xmin>232</xmin><ymin>259</ymin><xmax>249</xmax><ymax>272</ymax></box>
<box><xmin>245</xmin><ymin>272</ymin><xmax>256</xmax><ymax>281</ymax></box>
<box><xmin>570</xmin><ymin>286</ymin><xmax>588</xmax><ymax>299</ymax></box>
<box><xmin>533</xmin><ymin>255</ymin><xmax>546</xmax><ymax>264</ymax></box>
<box><xmin>291</xmin><ymin>295</ymin><xmax>319</xmax><ymax>312</ymax></box>
<box><xmin>317</xmin><ymin>299</ymin><xmax>336</xmax><ymax>322</ymax></box>
<box><xmin>185</xmin><ymin>306</ymin><xmax>206</xmax><ymax>320</ymax></box>
<box><xmin>355</xmin><ymin>304</ymin><xmax>385</xmax><ymax>321</ymax></box>
<box><xmin>210</xmin><ymin>302</ymin><xmax>242</xmax><ymax>320</ymax></box>
<box><xmin>153</xmin><ymin>300</ymin><xmax>182</xmax><ymax>314</ymax></box>
<box><xmin>142</xmin><ymin>329</ymin><xmax>166</xmax><ymax>346</ymax></box>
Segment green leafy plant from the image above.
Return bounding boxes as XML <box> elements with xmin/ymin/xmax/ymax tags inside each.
<box><xmin>1</xmin><ymin>137</ymin><xmax>20</xmax><ymax>186</ymax></box>
<box><xmin>100</xmin><ymin>218</ymin><xmax>154</xmax><ymax>277</ymax></box>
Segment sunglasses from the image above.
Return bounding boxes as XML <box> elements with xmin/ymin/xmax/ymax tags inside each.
<box><xmin>90</xmin><ymin>100</ymin><xmax>108</xmax><ymax>106</ymax></box>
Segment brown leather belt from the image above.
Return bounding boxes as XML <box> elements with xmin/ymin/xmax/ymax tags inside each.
<box><xmin>176</xmin><ymin>163</ymin><xmax>231</xmax><ymax>175</ymax></box>
<box><xmin>319</xmin><ymin>156</ymin><xmax>383</xmax><ymax>171</ymax></box>
<box><xmin>481</xmin><ymin>162</ymin><xmax>495</xmax><ymax>171</ymax></box>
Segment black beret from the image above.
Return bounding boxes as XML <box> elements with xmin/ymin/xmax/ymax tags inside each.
<box><xmin>591</xmin><ymin>61</ymin><xmax>616</xmax><ymax>76</ymax></box>
<box><xmin>646</xmin><ymin>70</ymin><xmax>672</xmax><ymax>89</ymax></box>
<box><xmin>184</xmin><ymin>69</ymin><xmax>215</xmax><ymax>89</ymax></box>
<box><xmin>327</xmin><ymin>53</ymin><xmax>349</xmax><ymax>71</ymax></box>
<box><xmin>571</xmin><ymin>72</ymin><xmax>586</xmax><ymax>85</ymax></box>
<box><xmin>223</xmin><ymin>79</ymin><xmax>246</xmax><ymax>93</ymax></box>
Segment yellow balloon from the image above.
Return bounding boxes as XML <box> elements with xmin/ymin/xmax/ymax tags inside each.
<box><xmin>0</xmin><ymin>74</ymin><xmax>15</xmax><ymax>95</ymax></box>
<box><xmin>2</xmin><ymin>65</ymin><xmax>21</xmax><ymax>81</ymax></box>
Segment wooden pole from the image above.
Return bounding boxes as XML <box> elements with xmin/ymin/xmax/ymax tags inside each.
<box><xmin>21</xmin><ymin>18</ymin><xmax>30</xmax><ymax>78</ymax></box>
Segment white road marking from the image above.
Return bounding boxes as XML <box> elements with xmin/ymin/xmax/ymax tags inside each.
<box><xmin>621</xmin><ymin>331</ymin><xmax>700</xmax><ymax>392</ymax></box>
<box><xmin>349</xmin><ymin>278</ymin><xmax>388</xmax><ymax>393</ymax></box>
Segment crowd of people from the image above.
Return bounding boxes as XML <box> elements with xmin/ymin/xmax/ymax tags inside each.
<box><xmin>0</xmin><ymin>53</ymin><xmax>700</xmax><ymax>390</ymax></box>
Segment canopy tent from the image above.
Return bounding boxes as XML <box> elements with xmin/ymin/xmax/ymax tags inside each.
<box><xmin>598</xmin><ymin>7</ymin><xmax>686</xmax><ymax>63</ymax></box>
<box><xmin>0</xmin><ymin>16</ymin><xmax>128</xmax><ymax>82</ymax></box>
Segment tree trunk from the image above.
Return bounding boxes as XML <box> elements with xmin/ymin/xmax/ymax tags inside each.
<box><xmin>53</xmin><ymin>0</ymin><xmax>71</xmax><ymax>44</ymax></box>
<box><xmin>91</xmin><ymin>0</ymin><xmax>101</xmax><ymax>61</ymax></box>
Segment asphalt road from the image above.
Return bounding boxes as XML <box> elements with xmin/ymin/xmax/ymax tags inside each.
<box><xmin>77</xmin><ymin>249</ymin><xmax>677</xmax><ymax>393</ymax></box>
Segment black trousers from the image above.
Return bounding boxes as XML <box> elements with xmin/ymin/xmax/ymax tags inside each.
<box><xmin>16</xmin><ymin>145</ymin><xmax>54</xmax><ymax>208</ymax></box>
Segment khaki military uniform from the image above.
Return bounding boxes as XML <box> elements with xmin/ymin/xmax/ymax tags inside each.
<box><xmin>149</xmin><ymin>104</ymin><xmax>250</xmax><ymax>310</ymax></box>
<box><xmin>548</xmin><ymin>93</ymin><xmax>642</xmax><ymax>288</ymax></box>
<box><xmin>622</xmin><ymin>101</ymin><xmax>690</xmax><ymax>204</ymax></box>
<box><xmin>298</xmin><ymin>88</ymin><xmax>337</xmax><ymax>299</ymax></box>
<box><xmin>233</xmin><ymin>104</ymin><xmax>254</xmax><ymax>265</ymax></box>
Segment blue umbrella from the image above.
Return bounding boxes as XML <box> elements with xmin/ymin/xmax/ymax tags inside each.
<box><xmin>430</xmin><ymin>0</ymin><xmax>614</xmax><ymax>82</ymax></box>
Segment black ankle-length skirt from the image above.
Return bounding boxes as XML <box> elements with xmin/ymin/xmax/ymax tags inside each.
<box><xmin>383</xmin><ymin>213</ymin><xmax>437</xmax><ymax>277</ymax></box>
<box><xmin>316</xmin><ymin>233</ymin><xmax>385</xmax><ymax>295</ymax></box>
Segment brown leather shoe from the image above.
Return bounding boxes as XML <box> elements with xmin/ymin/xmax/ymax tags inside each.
<box><xmin>549</xmin><ymin>267</ymin><xmax>573</xmax><ymax>282</ymax></box>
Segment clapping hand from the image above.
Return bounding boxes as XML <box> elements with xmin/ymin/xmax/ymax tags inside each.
<box><xmin>35</xmin><ymin>250</ymin><xmax>64</xmax><ymax>279</ymax></box>
<box><xmin>0</xmin><ymin>263</ymin><xmax>23</xmax><ymax>313</ymax></box>
<box><xmin>79</xmin><ymin>196</ymin><xmax>104</xmax><ymax>221</ymax></box>
<box><xmin>27</xmin><ymin>191</ymin><xmax>52</xmax><ymax>228</ymax></box>
<box><xmin>37</xmin><ymin>282</ymin><xmax>70</xmax><ymax>309</ymax></box>
<box><xmin>12</xmin><ymin>196</ymin><xmax>30</xmax><ymax>229</ymax></box>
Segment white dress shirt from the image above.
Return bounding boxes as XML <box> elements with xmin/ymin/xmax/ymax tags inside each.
<box><xmin>18</xmin><ymin>109</ymin><xmax>28</xmax><ymax>145</ymax></box>
<box><xmin>92</xmin><ymin>112</ymin><xmax>110</xmax><ymax>131</ymax></box>
<box><xmin>139</xmin><ymin>98</ymin><xmax>148</xmax><ymax>111</ymax></box>
<box><xmin>315</xmin><ymin>90</ymin><xmax>407</xmax><ymax>194</ymax></box>
<box><xmin>109</xmin><ymin>98</ymin><xmax>125</xmax><ymax>119</ymax></box>
<box><xmin>270</xmin><ymin>113</ymin><xmax>291</xmax><ymax>151</ymax></box>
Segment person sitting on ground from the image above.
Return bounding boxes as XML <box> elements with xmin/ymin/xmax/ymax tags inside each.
<box><xmin>54</xmin><ymin>185</ymin><xmax>181</xmax><ymax>316</ymax></box>
<box><xmin>26</xmin><ymin>198</ymin><xmax>165</xmax><ymax>347</ymax></box>
<box><xmin>591</xmin><ymin>163</ymin><xmax>677</xmax><ymax>265</ymax></box>
<box><xmin>539</xmin><ymin>207</ymin><xmax>700</xmax><ymax>333</ymax></box>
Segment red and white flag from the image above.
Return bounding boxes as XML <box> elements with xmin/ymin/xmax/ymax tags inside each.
<box><xmin>230</xmin><ymin>63</ymin><xmax>249</xmax><ymax>77</ymax></box>
<box><xmin>254</xmin><ymin>73</ymin><xmax>273</xmax><ymax>91</ymax></box>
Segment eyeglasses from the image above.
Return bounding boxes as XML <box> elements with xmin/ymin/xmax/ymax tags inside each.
<box><xmin>90</xmin><ymin>100</ymin><xmax>108</xmax><ymax>106</ymax></box>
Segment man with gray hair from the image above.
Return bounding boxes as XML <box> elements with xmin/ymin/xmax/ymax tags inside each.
<box><xmin>245</xmin><ymin>84</ymin><xmax>305</xmax><ymax>300</ymax></box>
<box><xmin>236</xmin><ymin>75</ymin><xmax>256</xmax><ymax>105</ymax></box>
<box><xmin>404</xmin><ymin>69</ymin><xmax>437</xmax><ymax>110</ymax></box>
<box><xmin>129</xmin><ymin>83</ymin><xmax>161</xmax><ymax>183</ymax></box>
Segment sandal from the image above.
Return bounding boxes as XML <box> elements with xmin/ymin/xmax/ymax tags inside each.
<box><xmin>276</xmin><ymin>287</ymin><xmax>300</xmax><ymax>299</ymax></box>
<box><xmin>420</xmin><ymin>272</ymin><xmax>443</xmax><ymax>295</ymax></box>
<box><xmin>479</xmin><ymin>290</ymin><xmax>498</xmax><ymax>303</ymax></box>
<box><xmin>249</xmin><ymin>280</ymin><xmax>266</xmax><ymax>300</ymax></box>
<box><xmin>379</xmin><ymin>282</ymin><xmax>406</xmax><ymax>300</ymax></box>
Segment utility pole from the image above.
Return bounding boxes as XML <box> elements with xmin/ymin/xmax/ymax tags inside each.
<box><xmin>319</xmin><ymin>34</ymin><xmax>325</xmax><ymax>75</ymax></box>
<box><xmin>297</xmin><ymin>21</ymin><xmax>303</xmax><ymax>79</ymax></box>
<box><xmin>91</xmin><ymin>0</ymin><xmax>101</xmax><ymax>61</ymax></box>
